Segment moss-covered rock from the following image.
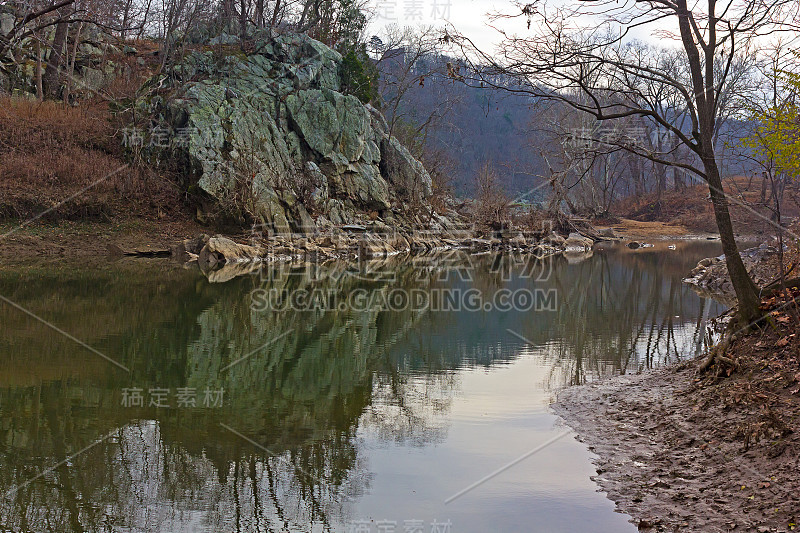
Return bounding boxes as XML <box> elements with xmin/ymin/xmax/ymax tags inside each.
<box><xmin>151</xmin><ymin>32</ymin><xmax>433</xmax><ymax>234</ymax></box>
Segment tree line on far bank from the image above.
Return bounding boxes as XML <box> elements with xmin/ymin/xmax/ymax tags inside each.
<box><xmin>2</xmin><ymin>0</ymin><xmax>800</xmax><ymax>354</ymax></box>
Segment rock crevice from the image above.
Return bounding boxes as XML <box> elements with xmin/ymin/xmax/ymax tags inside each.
<box><xmin>149</xmin><ymin>32</ymin><xmax>433</xmax><ymax>234</ymax></box>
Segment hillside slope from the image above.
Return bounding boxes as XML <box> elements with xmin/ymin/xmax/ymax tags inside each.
<box><xmin>618</xmin><ymin>177</ymin><xmax>800</xmax><ymax>235</ymax></box>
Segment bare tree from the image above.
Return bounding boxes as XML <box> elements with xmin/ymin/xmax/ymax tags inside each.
<box><xmin>474</xmin><ymin>161</ymin><xmax>509</xmax><ymax>227</ymax></box>
<box><xmin>0</xmin><ymin>0</ymin><xmax>154</xmax><ymax>95</ymax></box>
<box><xmin>448</xmin><ymin>0</ymin><xmax>799</xmax><ymax>325</ymax></box>
<box><xmin>374</xmin><ymin>25</ymin><xmax>455</xmax><ymax>138</ymax></box>
<box><xmin>1</xmin><ymin>0</ymin><xmax>74</xmax><ymax>91</ymax></box>
<box><xmin>533</xmin><ymin>99</ymin><xmax>641</xmax><ymax>217</ymax></box>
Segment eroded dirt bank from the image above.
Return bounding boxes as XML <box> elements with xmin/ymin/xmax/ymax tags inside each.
<box><xmin>554</xmin><ymin>325</ymin><xmax>800</xmax><ymax>533</ymax></box>
<box><xmin>0</xmin><ymin>219</ymin><xmax>207</xmax><ymax>262</ymax></box>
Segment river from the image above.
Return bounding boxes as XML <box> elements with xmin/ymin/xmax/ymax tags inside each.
<box><xmin>0</xmin><ymin>240</ymin><xmax>727</xmax><ymax>532</ymax></box>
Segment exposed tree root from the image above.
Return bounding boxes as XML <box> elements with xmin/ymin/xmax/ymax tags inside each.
<box><xmin>696</xmin><ymin>316</ymin><xmax>749</xmax><ymax>376</ymax></box>
<box><xmin>697</xmin><ymin>329</ymin><xmax>738</xmax><ymax>376</ymax></box>
<box><xmin>698</xmin><ymin>280</ymin><xmax>800</xmax><ymax>377</ymax></box>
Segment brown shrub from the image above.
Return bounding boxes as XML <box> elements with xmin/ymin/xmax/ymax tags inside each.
<box><xmin>473</xmin><ymin>162</ymin><xmax>509</xmax><ymax>228</ymax></box>
<box><xmin>0</xmin><ymin>97</ymin><xmax>183</xmax><ymax>222</ymax></box>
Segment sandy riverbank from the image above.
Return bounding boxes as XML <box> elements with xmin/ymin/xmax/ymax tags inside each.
<box><xmin>554</xmin><ymin>295</ymin><xmax>800</xmax><ymax>532</ymax></box>
<box><xmin>599</xmin><ymin>218</ymin><xmax>704</xmax><ymax>240</ymax></box>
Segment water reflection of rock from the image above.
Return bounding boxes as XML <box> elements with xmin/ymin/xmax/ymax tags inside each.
<box><xmin>0</xmin><ymin>244</ymin><xmax>728</xmax><ymax>532</ymax></box>
<box><xmin>562</xmin><ymin>250</ymin><xmax>594</xmax><ymax>263</ymax></box>
<box><xmin>203</xmin><ymin>260</ymin><xmax>264</xmax><ymax>282</ymax></box>
<box><xmin>0</xmin><ymin>259</ymin><xmax>455</xmax><ymax>532</ymax></box>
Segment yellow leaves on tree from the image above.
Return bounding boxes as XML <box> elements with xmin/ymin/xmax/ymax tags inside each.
<box><xmin>743</xmin><ymin>70</ymin><xmax>800</xmax><ymax>180</ymax></box>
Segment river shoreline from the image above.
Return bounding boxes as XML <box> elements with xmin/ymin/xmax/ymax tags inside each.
<box><xmin>4</xmin><ymin>215</ymin><xmax>796</xmax><ymax>531</ymax></box>
<box><xmin>554</xmin><ymin>324</ymin><xmax>800</xmax><ymax>532</ymax></box>
<box><xmin>0</xmin><ymin>216</ymin><xmax>717</xmax><ymax>262</ymax></box>
<box><xmin>0</xmin><ymin>218</ymin><xmax>207</xmax><ymax>262</ymax></box>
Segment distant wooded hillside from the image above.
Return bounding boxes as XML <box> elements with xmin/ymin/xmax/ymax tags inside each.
<box><xmin>375</xmin><ymin>46</ymin><xmax>760</xmax><ymax>206</ymax></box>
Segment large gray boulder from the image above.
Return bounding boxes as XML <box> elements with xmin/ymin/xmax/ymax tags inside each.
<box><xmin>564</xmin><ymin>232</ymin><xmax>594</xmax><ymax>252</ymax></box>
<box><xmin>380</xmin><ymin>137</ymin><xmax>433</xmax><ymax>200</ymax></box>
<box><xmin>285</xmin><ymin>88</ymin><xmax>374</xmax><ymax>165</ymax></box>
<box><xmin>1</xmin><ymin>12</ymin><xmax>14</xmax><ymax>36</ymax></box>
<box><xmin>149</xmin><ymin>32</ymin><xmax>433</xmax><ymax>234</ymax></box>
<box><xmin>197</xmin><ymin>236</ymin><xmax>261</xmax><ymax>270</ymax></box>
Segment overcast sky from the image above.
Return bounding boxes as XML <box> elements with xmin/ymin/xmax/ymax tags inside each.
<box><xmin>365</xmin><ymin>0</ymin><xmax>680</xmax><ymax>54</ymax></box>
<box><xmin>366</xmin><ymin>0</ymin><xmax>522</xmax><ymax>52</ymax></box>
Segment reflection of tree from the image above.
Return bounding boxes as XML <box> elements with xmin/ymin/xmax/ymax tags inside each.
<box><xmin>359</xmin><ymin>372</ymin><xmax>454</xmax><ymax>446</ymax></box>
<box><xmin>0</xmin><ymin>244</ymin><xmax>726</xmax><ymax>531</ymax></box>
<box><xmin>0</xmin><ymin>258</ymin><xmax>460</xmax><ymax>532</ymax></box>
<box><xmin>535</xmin><ymin>243</ymin><xmax>727</xmax><ymax>386</ymax></box>
<box><xmin>396</xmin><ymin>243</ymin><xmax>725</xmax><ymax>387</ymax></box>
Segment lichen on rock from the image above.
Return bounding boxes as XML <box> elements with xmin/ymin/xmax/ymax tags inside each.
<box><xmin>149</xmin><ymin>31</ymin><xmax>433</xmax><ymax>234</ymax></box>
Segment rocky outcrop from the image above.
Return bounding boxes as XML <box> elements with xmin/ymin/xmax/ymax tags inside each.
<box><xmin>0</xmin><ymin>18</ymin><xmax>122</xmax><ymax>96</ymax></box>
<box><xmin>683</xmin><ymin>243</ymin><xmax>781</xmax><ymax>294</ymax></box>
<box><xmin>564</xmin><ymin>232</ymin><xmax>594</xmax><ymax>252</ymax></box>
<box><xmin>146</xmin><ymin>31</ymin><xmax>433</xmax><ymax>235</ymax></box>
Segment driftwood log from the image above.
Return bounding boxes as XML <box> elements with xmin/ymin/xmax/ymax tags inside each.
<box><xmin>107</xmin><ymin>244</ymin><xmax>171</xmax><ymax>257</ymax></box>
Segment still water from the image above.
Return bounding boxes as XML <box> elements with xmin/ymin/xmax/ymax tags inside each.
<box><xmin>0</xmin><ymin>241</ymin><xmax>726</xmax><ymax>532</ymax></box>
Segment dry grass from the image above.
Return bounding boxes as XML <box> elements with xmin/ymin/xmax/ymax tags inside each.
<box><xmin>0</xmin><ymin>97</ymin><xmax>184</xmax><ymax>222</ymax></box>
<box><xmin>1</xmin><ymin>98</ymin><xmax>115</xmax><ymax>183</ymax></box>
<box><xmin>616</xmin><ymin>177</ymin><xmax>800</xmax><ymax>234</ymax></box>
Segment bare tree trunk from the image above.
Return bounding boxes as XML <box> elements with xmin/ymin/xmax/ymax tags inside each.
<box><xmin>121</xmin><ymin>0</ymin><xmax>131</xmax><ymax>40</ymax></box>
<box><xmin>271</xmin><ymin>0</ymin><xmax>282</xmax><ymax>26</ymax></box>
<box><xmin>704</xmin><ymin>154</ymin><xmax>761</xmax><ymax>323</ymax></box>
<box><xmin>43</xmin><ymin>13</ymin><xmax>70</xmax><ymax>97</ymax></box>
<box><xmin>673</xmin><ymin>168</ymin><xmax>684</xmax><ymax>191</ymax></box>
<box><xmin>656</xmin><ymin>164</ymin><xmax>666</xmax><ymax>195</ymax></box>
<box><xmin>674</xmin><ymin>0</ymin><xmax>760</xmax><ymax>324</ymax></box>
<box><xmin>63</xmin><ymin>22</ymin><xmax>83</xmax><ymax>103</ymax></box>
<box><xmin>137</xmin><ymin>0</ymin><xmax>154</xmax><ymax>38</ymax></box>
<box><xmin>254</xmin><ymin>0</ymin><xmax>264</xmax><ymax>27</ymax></box>
<box><xmin>239</xmin><ymin>0</ymin><xmax>247</xmax><ymax>41</ymax></box>
<box><xmin>655</xmin><ymin>133</ymin><xmax>666</xmax><ymax>197</ymax></box>
<box><xmin>222</xmin><ymin>0</ymin><xmax>236</xmax><ymax>27</ymax></box>
<box><xmin>629</xmin><ymin>158</ymin><xmax>644</xmax><ymax>197</ymax></box>
<box><xmin>34</xmin><ymin>34</ymin><xmax>44</xmax><ymax>101</ymax></box>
